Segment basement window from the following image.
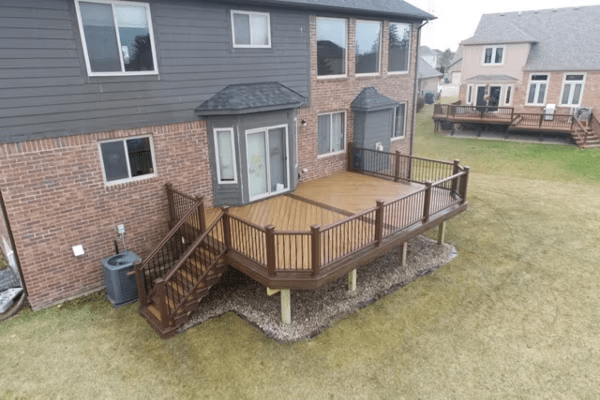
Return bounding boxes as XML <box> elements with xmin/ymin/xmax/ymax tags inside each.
<box><xmin>99</xmin><ymin>136</ymin><xmax>156</xmax><ymax>184</ymax></box>
<box><xmin>75</xmin><ymin>0</ymin><xmax>158</xmax><ymax>76</ymax></box>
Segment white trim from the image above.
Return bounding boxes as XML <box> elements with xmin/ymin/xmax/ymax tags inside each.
<box><xmin>391</xmin><ymin>102</ymin><xmax>407</xmax><ymax>140</ymax></box>
<box><xmin>387</xmin><ymin>21</ymin><xmax>411</xmax><ymax>74</ymax></box>
<box><xmin>482</xmin><ymin>45</ymin><xmax>505</xmax><ymax>66</ymax></box>
<box><xmin>214</xmin><ymin>127</ymin><xmax>238</xmax><ymax>185</ymax></box>
<box><xmin>98</xmin><ymin>134</ymin><xmax>157</xmax><ymax>185</ymax></box>
<box><xmin>316</xmin><ymin>16</ymin><xmax>348</xmax><ymax>79</ymax></box>
<box><xmin>355</xmin><ymin>19</ymin><xmax>382</xmax><ymax>76</ymax></box>
<box><xmin>316</xmin><ymin>110</ymin><xmax>347</xmax><ymax>157</ymax></box>
<box><xmin>231</xmin><ymin>10</ymin><xmax>272</xmax><ymax>48</ymax></box>
<box><xmin>466</xmin><ymin>84</ymin><xmax>473</xmax><ymax>105</ymax></box>
<box><xmin>74</xmin><ymin>0</ymin><xmax>159</xmax><ymax>77</ymax></box>
<box><xmin>503</xmin><ymin>84</ymin><xmax>513</xmax><ymax>106</ymax></box>
<box><xmin>245</xmin><ymin>124</ymin><xmax>290</xmax><ymax>202</ymax></box>
<box><xmin>525</xmin><ymin>72</ymin><xmax>551</xmax><ymax>106</ymax></box>
<box><xmin>558</xmin><ymin>72</ymin><xmax>586</xmax><ymax>107</ymax></box>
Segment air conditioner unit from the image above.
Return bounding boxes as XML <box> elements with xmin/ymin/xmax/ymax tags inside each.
<box><xmin>375</xmin><ymin>142</ymin><xmax>384</xmax><ymax>151</ymax></box>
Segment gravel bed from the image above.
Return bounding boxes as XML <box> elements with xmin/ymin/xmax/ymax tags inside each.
<box><xmin>180</xmin><ymin>235</ymin><xmax>457</xmax><ymax>343</ymax></box>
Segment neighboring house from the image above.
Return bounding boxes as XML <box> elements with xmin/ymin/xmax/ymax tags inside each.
<box><xmin>419</xmin><ymin>45</ymin><xmax>438</xmax><ymax>68</ymax></box>
<box><xmin>0</xmin><ymin>0</ymin><xmax>441</xmax><ymax>312</ymax></box>
<box><xmin>417</xmin><ymin>57</ymin><xmax>443</xmax><ymax>97</ymax></box>
<box><xmin>458</xmin><ymin>6</ymin><xmax>600</xmax><ymax>115</ymax></box>
<box><xmin>447</xmin><ymin>46</ymin><xmax>462</xmax><ymax>84</ymax></box>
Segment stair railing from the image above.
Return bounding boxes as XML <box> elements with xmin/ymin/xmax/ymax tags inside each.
<box><xmin>134</xmin><ymin>195</ymin><xmax>205</xmax><ymax>306</ymax></box>
<box><xmin>574</xmin><ymin>118</ymin><xmax>590</xmax><ymax>147</ymax></box>
<box><xmin>156</xmin><ymin>212</ymin><xmax>226</xmax><ymax>323</ymax></box>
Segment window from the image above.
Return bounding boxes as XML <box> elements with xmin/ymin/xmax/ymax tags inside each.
<box><xmin>355</xmin><ymin>20</ymin><xmax>381</xmax><ymax>75</ymax></box>
<box><xmin>560</xmin><ymin>74</ymin><xmax>585</xmax><ymax>106</ymax></box>
<box><xmin>99</xmin><ymin>136</ymin><xmax>156</xmax><ymax>184</ymax></box>
<box><xmin>317</xmin><ymin>17</ymin><xmax>347</xmax><ymax>77</ymax></box>
<box><xmin>75</xmin><ymin>0</ymin><xmax>158</xmax><ymax>76</ymax></box>
<box><xmin>392</xmin><ymin>104</ymin><xmax>407</xmax><ymax>139</ymax></box>
<box><xmin>388</xmin><ymin>22</ymin><xmax>411</xmax><ymax>73</ymax></box>
<box><xmin>231</xmin><ymin>11</ymin><xmax>271</xmax><ymax>48</ymax></box>
<box><xmin>483</xmin><ymin>46</ymin><xmax>503</xmax><ymax>65</ymax></box>
<box><xmin>526</xmin><ymin>74</ymin><xmax>549</xmax><ymax>105</ymax></box>
<box><xmin>214</xmin><ymin>128</ymin><xmax>237</xmax><ymax>184</ymax></box>
<box><xmin>467</xmin><ymin>85</ymin><xmax>473</xmax><ymax>104</ymax></box>
<box><xmin>504</xmin><ymin>86</ymin><xmax>512</xmax><ymax>105</ymax></box>
<box><xmin>318</xmin><ymin>112</ymin><xmax>345</xmax><ymax>155</ymax></box>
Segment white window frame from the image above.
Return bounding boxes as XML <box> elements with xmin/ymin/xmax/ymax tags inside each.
<box><xmin>503</xmin><ymin>85</ymin><xmax>513</xmax><ymax>106</ymax></box>
<box><xmin>74</xmin><ymin>0</ymin><xmax>159</xmax><ymax>77</ymax></box>
<box><xmin>387</xmin><ymin>22</ymin><xmax>411</xmax><ymax>75</ymax></box>
<box><xmin>355</xmin><ymin>19</ymin><xmax>382</xmax><ymax>77</ymax></box>
<box><xmin>482</xmin><ymin>45</ymin><xmax>504</xmax><ymax>66</ymax></box>
<box><xmin>559</xmin><ymin>72</ymin><xmax>586</xmax><ymax>107</ymax></box>
<box><xmin>525</xmin><ymin>73</ymin><xmax>550</xmax><ymax>106</ymax></box>
<box><xmin>231</xmin><ymin>10</ymin><xmax>271</xmax><ymax>48</ymax></box>
<box><xmin>317</xmin><ymin>111</ymin><xmax>347</xmax><ymax>157</ymax></box>
<box><xmin>316</xmin><ymin>17</ymin><xmax>348</xmax><ymax>79</ymax></box>
<box><xmin>391</xmin><ymin>103</ymin><xmax>407</xmax><ymax>140</ymax></box>
<box><xmin>214</xmin><ymin>127</ymin><xmax>238</xmax><ymax>185</ymax></box>
<box><xmin>98</xmin><ymin>135</ymin><xmax>157</xmax><ymax>185</ymax></box>
<box><xmin>466</xmin><ymin>85</ymin><xmax>473</xmax><ymax>105</ymax></box>
<box><xmin>245</xmin><ymin>124</ymin><xmax>290</xmax><ymax>202</ymax></box>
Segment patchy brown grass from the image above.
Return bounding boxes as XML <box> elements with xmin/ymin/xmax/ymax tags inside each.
<box><xmin>1</xmin><ymin>108</ymin><xmax>599</xmax><ymax>398</ymax></box>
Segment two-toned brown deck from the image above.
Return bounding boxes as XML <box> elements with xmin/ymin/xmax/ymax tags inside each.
<box><xmin>134</xmin><ymin>146</ymin><xmax>470</xmax><ymax>337</ymax></box>
<box><xmin>433</xmin><ymin>103</ymin><xmax>600</xmax><ymax>148</ymax></box>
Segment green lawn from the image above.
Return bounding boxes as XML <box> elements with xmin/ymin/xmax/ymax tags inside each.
<box><xmin>1</xmin><ymin>106</ymin><xmax>600</xmax><ymax>399</ymax></box>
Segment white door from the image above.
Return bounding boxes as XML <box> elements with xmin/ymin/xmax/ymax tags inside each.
<box><xmin>246</xmin><ymin>125</ymin><xmax>289</xmax><ymax>201</ymax></box>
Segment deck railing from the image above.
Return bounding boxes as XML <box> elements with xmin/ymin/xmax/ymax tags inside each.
<box><xmin>514</xmin><ymin>113</ymin><xmax>573</xmax><ymax>130</ymax></box>
<box><xmin>166</xmin><ymin>184</ymin><xmax>206</xmax><ymax>230</ymax></box>
<box><xmin>433</xmin><ymin>104</ymin><xmax>514</xmax><ymax>121</ymax></box>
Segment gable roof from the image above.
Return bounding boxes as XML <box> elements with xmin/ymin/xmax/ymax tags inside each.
<box><xmin>417</xmin><ymin>57</ymin><xmax>442</xmax><ymax>79</ymax></box>
<box><xmin>461</xmin><ymin>6</ymin><xmax>600</xmax><ymax>71</ymax></box>
<box><xmin>195</xmin><ymin>82</ymin><xmax>305</xmax><ymax>116</ymax></box>
<box><xmin>235</xmin><ymin>0</ymin><xmax>435</xmax><ymax>20</ymax></box>
<box><xmin>352</xmin><ymin>87</ymin><xmax>399</xmax><ymax>112</ymax></box>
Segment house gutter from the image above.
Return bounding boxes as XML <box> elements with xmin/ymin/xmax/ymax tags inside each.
<box><xmin>409</xmin><ymin>19</ymin><xmax>430</xmax><ymax>169</ymax></box>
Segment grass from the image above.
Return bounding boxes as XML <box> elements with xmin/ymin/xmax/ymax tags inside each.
<box><xmin>1</xmin><ymin>105</ymin><xmax>600</xmax><ymax>398</ymax></box>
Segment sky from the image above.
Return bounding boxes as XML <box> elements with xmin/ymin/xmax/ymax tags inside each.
<box><xmin>407</xmin><ymin>0</ymin><xmax>600</xmax><ymax>52</ymax></box>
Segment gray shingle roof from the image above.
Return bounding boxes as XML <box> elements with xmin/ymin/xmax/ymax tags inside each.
<box><xmin>467</xmin><ymin>75</ymin><xmax>518</xmax><ymax>83</ymax></box>
<box><xmin>195</xmin><ymin>82</ymin><xmax>305</xmax><ymax>116</ymax></box>
<box><xmin>352</xmin><ymin>87</ymin><xmax>399</xmax><ymax>111</ymax></box>
<box><xmin>239</xmin><ymin>0</ymin><xmax>435</xmax><ymax>20</ymax></box>
<box><xmin>418</xmin><ymin>57</ymin><xmax>442</xmax><ymax>79</ymax></box>
<box><xmin>461</xmin><ymin>6</ymin><xmax>600</xmax><ymax>71</ymax></box>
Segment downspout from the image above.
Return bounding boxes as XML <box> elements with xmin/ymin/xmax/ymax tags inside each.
<box><xmin>409</xmin><ymin>19</ymin><xmax>430</xmax><ymax>169</ymax></box>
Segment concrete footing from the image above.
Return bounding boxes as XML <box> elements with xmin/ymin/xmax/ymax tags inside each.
<box><xmin>348</xmin><ymin>269</ymin><xmax>357</xmax><ymax>291</ymax></box>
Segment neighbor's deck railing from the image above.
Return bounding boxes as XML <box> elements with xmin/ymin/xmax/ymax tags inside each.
<box><xmin>137</xmin><ymin>149</ymin><xmax>469</xmax><ymax>308</ymax></box>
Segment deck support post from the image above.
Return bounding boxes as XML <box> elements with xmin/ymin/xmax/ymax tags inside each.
<box><xmin>401</xmin><ymin>242</ymin><xmax>408</xmax><ymax>267</ymax></box>
<box><xmin>348</xmin><ymin>269</ymin><xmax>357</xmax><ymax>291</ymax></box>
<box><xmin>437</xmin><ymin>221</ymin><xmax>446</xmax><ymax>244</ymax></box>
<box><xmin>265</xmin><ymin>225</ymin><xmax>276</xmax><ymax>276</ymax></box>
<box><xmin>221</xmin><ymin>206</ymin><xmax>231</xmax><ymax>249</ymax></box>
<box><xmin>281</xmin><ymin>289</ymin><xmax>291</xmax><ymax>325</ymax></box>
<box><xmin>195</xmin><ymin>196</ymin><xmax>206</xmax><ymax>233</ymax></box>
<box><xmin>375</xmin><ymin>200</ymin><xmax>385</xmax><ymax>246</ymax></box>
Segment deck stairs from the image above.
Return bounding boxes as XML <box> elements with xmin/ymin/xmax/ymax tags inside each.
<box><xmin>571</xmin><ymin>119</ymin><xmax>600</xmax><ymax>148</ymax></box>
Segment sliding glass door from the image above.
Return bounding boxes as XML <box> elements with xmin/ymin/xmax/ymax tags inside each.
<box><xmin>246</xmin><ymin>125</ymin><xmax>289</xmax><ymax>201</ymax></box>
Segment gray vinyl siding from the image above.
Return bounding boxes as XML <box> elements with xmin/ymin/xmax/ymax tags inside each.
<box><xmin>0</xmin><ymin>0</ymin><xmax>310</xmax><ymax>143</ymax></box>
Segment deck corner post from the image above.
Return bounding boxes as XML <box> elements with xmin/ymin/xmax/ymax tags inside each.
<box><xmin>134</xmin><ymin>264</ymin><xmax>147</xmax><ymax>306</ymax></box>
<box><xmin>401</xmin><ymin>242</ymin><xmax>408</xmax><ymax>267</ymax></box>
<box><xmin>437</xmin><ymin>221</ymin><xmax>446</xmax><ymax>244</ymax></box>
<box><xmin>394</xmin><ymin>151</ymin><xmax>402</xmax><ymax>182</ymax></box>
<box><xmin>451</xmin><ymin>159</ymin><xmax>460</xmax><ymax>194</ymax></box>
<box><xmin>423</xmin><ymin>181</ymin><xmax>433</xmax><ymax>222</ymax></box>
<box><xmin>195</xmin><ymin>196</ymin><xmax>206</xmax><ymax>233</ymax></box>
<box><xmin>155</xmin><ymin>278</ymin><xmax>169</xmax><ymax>328</ymax></box>
<box><xmin>221</xmin><ymin>206</ymin><xmax>232</xmax><ymax>249</ymax></box>
<box><xmin>166</xmin><ymin>183</ymin><xmax>176</xmax><ymax>223</ymax></box>
<box><xmin>348</xmin><ymin>269</ymin><xmax>357</xmax><ymax>291</ymax></box>
<box><xmin>311</xmin><ymin>224</ymin><xmax>321</xmax><ymax>276</ymax></box>
<box><xmin>265</xmin><ymin>225</ymin><xmax>276</xmax><ymax>276</ymax></box>
<box><xmin>280</xmin><ymin>289</ymin><xmax>291</xmax><ymax>325</ymax></box>
<box><xmin>460</xmin><ymin>167</ymin><xmax>470</xmax><ymax>203</ymax></box>
<box><xmin>375</xmin><ymin>200</ymin><xmax>385</xmax><ymax>245</ymax></box>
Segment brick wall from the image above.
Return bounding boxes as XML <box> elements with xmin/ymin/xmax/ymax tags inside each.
<box><xmin>0</xmin><ymin>121</ymin><xmax>213</xmax><ymax>309</ymax></box>
<box><xmin>297</xmin><ymin>16</ymin><xmax>418</xmax><ymax>182</ymax></box>
<box><xmin>0</xmin><ymin>15</ymin><xmax>420</xmax><ymax>310</ymax></box>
